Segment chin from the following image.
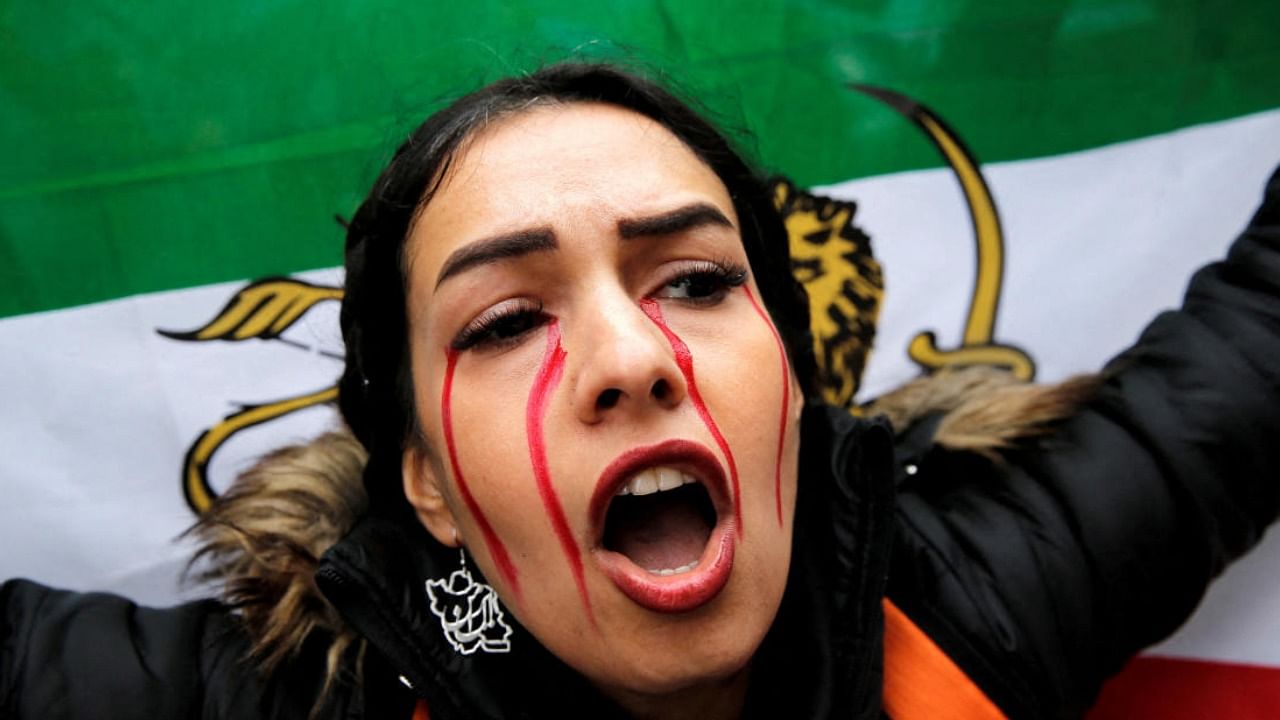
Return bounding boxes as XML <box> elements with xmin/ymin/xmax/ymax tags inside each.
<box><xmin>591</xmin><ymin>623</ymin><xmax>759</xmax><ymax>698</ymax></box>
<box><xmin>565</xmin><ymin>559</ymin><xmax>784</xmax><ymax>703</ymax></box>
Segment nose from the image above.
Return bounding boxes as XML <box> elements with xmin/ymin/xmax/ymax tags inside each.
<box><xmin>569</xmin><ymin>299</ymin><xmax>686</xmax><ymax>425</ymax></box>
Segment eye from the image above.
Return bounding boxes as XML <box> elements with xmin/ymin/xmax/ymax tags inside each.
<box><xmin>451</xmin><ymin>299</ymin><xmax>548</xmax><ymax>352</ymax></box>
<box><xmin>653</xmin><ymin>260</ymin><xmax>749</xmax><ymax>306</ymax></box>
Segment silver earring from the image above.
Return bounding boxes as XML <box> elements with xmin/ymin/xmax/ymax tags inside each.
<box><xmin>425</xmin><ymin>547</ymin><xmax>513</xmax><ymax>655</ymax></box>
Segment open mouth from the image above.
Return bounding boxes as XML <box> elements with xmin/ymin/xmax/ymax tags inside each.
<box><xmin>591</xmin><ymin>440</ymin><xmax>736</xmax><ymax>613</ymax></box>
<box><xmin>603</xmin><ymin>469</ymin><xmax>717</xmax><ymax>575</ymax></box>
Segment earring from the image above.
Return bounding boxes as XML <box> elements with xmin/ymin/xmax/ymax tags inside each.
<box><xmin>425</xmin><ymin>546</ymin><xmax>513</xmax><ymax>655</ymax></box>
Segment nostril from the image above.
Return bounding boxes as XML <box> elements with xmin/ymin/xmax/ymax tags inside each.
<box><xmin>597</xmin><ymin>388</ymin><xmax>622</xmax><ymax>410</ymax></box>
<box><xmin>651</xmin><ymin>379</ymin><xmax>670</xmax><ymax>401</ymax></box>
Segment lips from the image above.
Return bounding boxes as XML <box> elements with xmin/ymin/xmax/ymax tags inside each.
<box><xmin>589</xmin><ymin>439</ymin><xmax>736</xmax><ymax>613</ymax></box>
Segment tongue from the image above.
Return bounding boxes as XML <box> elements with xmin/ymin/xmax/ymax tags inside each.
<box><xmin>607</xmin><ymin>490</ymin><xmax>712</xmax><ymax>572</ymax></box>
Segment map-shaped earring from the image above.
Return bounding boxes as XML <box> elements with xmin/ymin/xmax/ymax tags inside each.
<box><xmin>425</xmin><ymin>547</ymin><xmax>514</xmax><ymax>655</ymax></box>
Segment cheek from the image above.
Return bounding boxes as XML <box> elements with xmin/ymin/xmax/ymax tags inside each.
<box><xmin>446</xmin><ymin>387</ymin><xmax>540</xmax><ymax>522</ymax></box>
<box><xmin>743</xmin><ymin>286</ymin><xmax>795</xmax><ymax>527</ymax></box>
<box><xmin>702</xmin><ymin>311</ymin><xmax>786</xmax><ymax>410</ymax></box>
<box><xmin>674</xmin><ymin>301</ymin><xmax>796</xmax><ymax>521</ymax></box>
<box><xmin>434</xmin><ymin>350</ymin><xmax>529</xmax><ymax>601</ymax></box>
<box><xmin>436</xmin><ymin>333</ymin><xmax>596</xmax><ymax>619</ymax></box>
<box><xmin>705</xmin><ymin>341</ymin><xmax>789</xmax><ymax>461</ymax></box>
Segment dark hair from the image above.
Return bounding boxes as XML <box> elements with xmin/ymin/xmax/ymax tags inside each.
<box><xmin>338</xmin><ymin>62</ymin><xmax>816</xmax><ymax>510</ymax></box>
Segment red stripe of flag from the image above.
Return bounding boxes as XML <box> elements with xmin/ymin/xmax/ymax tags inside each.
<box><xmin>1088</xmin><ymin>655</ymin><xmax>1280</xmax><ymax>719</ymax></box>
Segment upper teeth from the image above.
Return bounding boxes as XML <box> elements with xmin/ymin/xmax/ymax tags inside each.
<box><xmin>616</xmin><ymin>467</ymin><xmax>696</xmax><ymax>496</ymax></box>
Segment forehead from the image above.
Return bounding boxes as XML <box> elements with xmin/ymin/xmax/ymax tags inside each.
<box><xmin>407</xmin><ymin>102</ymin><xmax>736</xmax><ymax>284</ymax></box>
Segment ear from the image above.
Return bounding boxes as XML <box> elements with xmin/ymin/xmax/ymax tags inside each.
<box><xmin>402</xmin><ymin>443</ymin><xmax>461</xmax><ymax>548</ymax></box>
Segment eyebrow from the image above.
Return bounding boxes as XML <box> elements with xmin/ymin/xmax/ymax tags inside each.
<box><xmin>617</xmin><ymin>202</ymin><xmax>735</xmax><ymax>239</ymax></box>
<box><xmin>432</xmin><ymin>203</ymin><xmax>734</xmax><ymax>290</ymax></box>
<box><xmin>435</xmin><ymin>228</ymin><xmax>557</xmax><ymax>289</ymax></box>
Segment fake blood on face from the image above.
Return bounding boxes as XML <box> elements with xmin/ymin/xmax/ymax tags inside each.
<box><xmin>637</xmin><ymin>298</ymin><xmax>743</xmax><ymax>537</ymax></box>
<box><xmin>442</xmin><ymin>349</ymin><xmax>522</xmax><ymax>601</ymax></box>
<box><xmin>526</xmin><ymin>321</ymin><xmax>594</xmax><ymax>622</ymax></box>
<box><xmin>743</xmin><ymin>286</ymin><xmax>791</xmax><ymax>527</ymax></box>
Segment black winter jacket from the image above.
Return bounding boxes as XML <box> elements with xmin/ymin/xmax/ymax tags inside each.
<box><xmin>4</xmin><ymin>165</ymin><xmax>1280</xmax><ymax>719</ymax></box>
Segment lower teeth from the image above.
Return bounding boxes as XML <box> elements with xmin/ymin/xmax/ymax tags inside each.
<box><xmin>649</xmin><ymin>560</ymin><xmax>699</xmax><ymax>576</ymax></box>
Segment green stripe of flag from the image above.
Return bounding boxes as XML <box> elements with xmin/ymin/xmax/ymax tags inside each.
<box><xmin>3</xmin><ymin>1</ymin><xmax>1279</xmax><ymax>318</ymax></box>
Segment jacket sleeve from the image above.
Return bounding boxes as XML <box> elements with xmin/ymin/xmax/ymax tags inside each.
<box><xmin>887</xmin><ymin>164</ymin><xmax>1280</xmax><ymax>719</ymax></box>
<box><xmin>0</xmin><ymin>579</ymin><xmax>287</xmax><ymax>720</ymax></box>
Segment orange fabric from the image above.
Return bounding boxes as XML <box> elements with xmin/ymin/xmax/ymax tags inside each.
<box><xmin>412</xmin><ymin>699</ymin><xmax>430</xmax><ymax>720</ymax></box>
<box><xmin>882</xmin><ymin>599</ymin><xmax>1007</xmax><ymax>720</ymax></box>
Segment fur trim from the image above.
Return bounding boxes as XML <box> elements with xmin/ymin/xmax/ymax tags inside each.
<box><xmin>865</xmin><ymin>366</ymin><xmax>1101</xmax><ymax>460</ymax></box>
<box><xmin>185</xmin><ymin>430</ymin><xmax>368</xmax><ymax>705</ymax></box>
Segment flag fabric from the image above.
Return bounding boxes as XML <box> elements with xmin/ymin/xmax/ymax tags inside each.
<box><xmin>3</xmin><ymin>2</ymin><xmax>1279</xmax><ymax>714</ymax></box>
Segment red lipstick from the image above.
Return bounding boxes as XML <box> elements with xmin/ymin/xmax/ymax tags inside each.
<box><xmin>590</xmin><ymin>440</ymin><xmax>736</xmax><ymax>613</ymax></box>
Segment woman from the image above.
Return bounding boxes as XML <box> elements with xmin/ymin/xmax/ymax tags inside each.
<box><xmin>3</xmin><ymin>62</ymin><xmax>1279</xmax><ymax>720</ymax></box>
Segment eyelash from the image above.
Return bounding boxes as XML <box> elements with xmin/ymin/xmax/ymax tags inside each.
<box><xmin>449</xmin><ymin>260</ymin><xmax>748</xmax><ymax>352</ymax></box>
<box><xmin>652</xmin><ymin>259</ymin><xmax>749</xmax><ymax>305</ymax></box>
<box><xmin>450</xmin><ymin>299</ymin><xmax>547</xmax><ymax>352</ymax></box>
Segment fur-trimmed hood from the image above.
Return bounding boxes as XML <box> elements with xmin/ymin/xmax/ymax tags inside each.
<box><xmin>187</xmin><ymin>367</ymin><xmax>1096</xmax><ymax>701</ymax></box>
<box><xmin>186</xmin><ymin>429</ymin><xmax>370</xmax><ymax>703</ymax></box>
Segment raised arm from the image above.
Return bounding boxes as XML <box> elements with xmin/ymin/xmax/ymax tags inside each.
<box><xmin>886</xmin><ymin>164</ymin><xmax>1280</xmax><ymax>718</ymax></box>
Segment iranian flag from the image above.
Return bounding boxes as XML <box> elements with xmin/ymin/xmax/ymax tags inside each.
<box><xmin>2</xmin><ymin>3</ymin><xmax>1277</xmax><ymax>716</ymax></box>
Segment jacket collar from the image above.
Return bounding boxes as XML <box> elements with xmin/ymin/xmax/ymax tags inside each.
<box><xmin>316</xmin><ymin>404</ymin><xmax>897</xmax><ymax>719</ymax></box>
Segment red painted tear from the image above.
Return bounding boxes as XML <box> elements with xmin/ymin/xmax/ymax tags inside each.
<box><xmin>526</xmin><ymin>321</ymin><xmax>592</xmax><ymax>622</ymax></box>
<box><xmin>442</xmin><ymin>349</ymin><xmax>521</xmax><ymax>601</ymax></box>
<box><xmin>638</xmin><ymin>298</ymin><xmax>743</xmax><ymax>537</ymax></box>
<box><xmin>743</xmin><ymin>286</ymin><xmax>790</xmax><ymax>527</ymax></box>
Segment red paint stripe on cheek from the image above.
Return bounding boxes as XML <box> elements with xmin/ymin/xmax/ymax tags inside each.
<box><xmin>526</xmin><ymin>322</ymin><xmax>594</xmax><ymax>622</ymax></box>
<box><xmin>638</xmin><ymin>298</ymin><xmax>744</xmax><ymax>538</ymax></box>
<box><xmin>744</xmin><ymin>286</ymin><xmax>791</xmax><ymax>528</ymax></box>
<box><xmin>442</xmin><ymin>349</ymin><xmax>521</xmax><ymax>601</ymax></box>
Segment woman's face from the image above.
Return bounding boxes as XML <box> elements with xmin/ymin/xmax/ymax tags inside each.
<box><xmin>401</xmin><ymin>102</ymin><xmax>802</xmax><ymax>703</ymax></box>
